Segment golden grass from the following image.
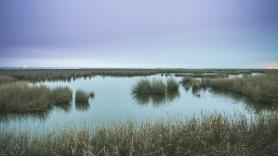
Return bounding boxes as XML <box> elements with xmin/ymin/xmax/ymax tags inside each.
<box><xmin>0</xmin><ymin>113</ymin><xmax>277</xmax><ymax>155</ymax></box>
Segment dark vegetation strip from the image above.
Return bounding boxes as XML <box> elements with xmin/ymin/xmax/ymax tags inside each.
<box><xmin>175</xmin><ymin>73</ymin><xmax>229</xmax><ymax>78</ymax></box>
<box><xmin>0</xmin><ymin>113</ymin><xmax>277</xmax><ymax>156</ymax></box>
<box><xmin>0</xmin><ymin>68</ymin><xmax>273</xmax><ymax>81</ymax></box>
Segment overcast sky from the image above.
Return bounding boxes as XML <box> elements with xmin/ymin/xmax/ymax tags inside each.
<box><xmin>0</xmin><ymin>0</ymin><xmax>277</xmax><ymax>68</ymax></box>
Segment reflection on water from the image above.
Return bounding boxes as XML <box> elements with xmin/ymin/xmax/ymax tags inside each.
<box><xmin>0</xmin><ymin>111</ymin><xmax>49</xmax><ymax>122</ymax></box>
<box><xmin>133</xmin><ymin>90</ymin><xmax>180</xmax><ymax>107</ymax></box>
<box><xmin>55</xmin><ymin>103</ymin><xmax>72</xmax><ymax>113</ymax></box>
<box><xmin>0</xmin><ymin>75</ymin><xmax>276</xmax><ymax>134</ymax></box>
<box><xmin>76</xmin><ymin>102</ymin><xmax>90</xmax><ymax>112</ymax></box>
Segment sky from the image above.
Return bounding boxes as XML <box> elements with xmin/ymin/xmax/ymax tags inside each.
<box><xmin>0</xmin><ymin>0</ymin><xmax>278</xmax><ymax>68</ymax></box>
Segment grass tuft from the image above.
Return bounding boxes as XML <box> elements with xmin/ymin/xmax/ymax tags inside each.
<box><xmin>166</xmin><ymin>78</ymin><xmax>179</xmax><ymax>91</ymax></box>
<box><xmin>76</xmin><ymin>90</ymin><xmax>90</xmax><ymax>103</ymax></box>
<box><xmin>132</xmin><ymin>79</ymin><xmax>166</xmax><ymax>95</ymax></box>
<box><xmin>51</xmin><ymin>87</ymin><xmax>72</xmax><ymax>104</ymax></box>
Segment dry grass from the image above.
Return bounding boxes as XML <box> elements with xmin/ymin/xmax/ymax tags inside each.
<box><xmin>132</xmin><ymin>79</ymin><xmax>166</xmax><ymax>95</ymax></box>
<box><xmin>166</xmin><ymin>78</ymin><xmax>179</xmax><ymax>91</ymax></box>
<box><xmin>0</xmin><ymin>75</ymin><xmax>17</xmax><ymax>84</ymax></box>
<box><xmin>0</xmin><ymin>69</ymin><xmax>271</xmax><ymax>81</ymax></box>
<box><xmin>0</xmin><ymin>82</ymin><xmax>73</xmax><ymax>113</ymax></box>
<box><xmin>76</xmin><ymin>90</ymin><xmax>90</xmax><ymax>103</ymax></box>
<box><xmin>175</xmin><ymin>73</ymin><xmax>229</xmax><ymax>78</ymax></box>
<box><xmin>51</xmin><ymin>87</ymin><xmax>72</xmax><ymax>104</ymax></box>
<box><xmin>199</xmin><ymin>73</ymin><xmax>278</xmax><ymax>104</ymax></box>
<box><xmin>0</xmin><ymin>113</ymin><xmax>277</xmax><ymax>155</ymax></box>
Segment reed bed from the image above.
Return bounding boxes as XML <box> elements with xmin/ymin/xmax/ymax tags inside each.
<box><xmin>132</xmin><ymin>78</ymin><xmax>180</xmax><ymax>96</ymax></box>
<box><xmin>0</xmin><ymin>75</ymin><xmax>17</xmax><ymax>84</ymax></box>
<box><xmin>0</xmin><ymin>68</ymin><xmax>271</xmax><ymax>81</ymax></box>
<box><xmin>199</xmin><ymin>73</ymin><xmax>278</xmax><ymax>105</ymax></box>
<box><xmin>76</xmin><ymin>90</ymin><xmax>91</xmax><ymax>103</ymax></box>
<box><xmin>0</xmin><ymin>82</ymin><xmax>73</xmax><ymax>113</ymax></box>
<box><xmin>51</xmin><ymin>87</ymin><xmax>72</xmax><ymax>104</ymax></box>
<box><xmin>0</xmin><ymin>113</ymin><xmax>277</xmax><ymax>156</ymax></box>
<box><xmin>175</xmin><ymin>73</ymin><xmax>229</xmax><ymax>78</ymax></box>
<box><xmin>166</xmin><ymin>78</ymin><xmax>179</xmax><ymax>91</ymax></box>
<box><xmin>132</xmin><ymin>79</ymin><xmax>166</xmax><ymax>95</ymax></box>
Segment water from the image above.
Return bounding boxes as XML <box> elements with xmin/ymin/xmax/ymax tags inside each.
<box><xmin>0</xmin><ymin>75</ymin><xmax>273</xmax><ymax>134</ymax></box>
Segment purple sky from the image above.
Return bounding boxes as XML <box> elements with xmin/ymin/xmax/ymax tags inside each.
<box><xmin>0</xmin><ymin>0</ymin><xmax>278</xmax><ymax>68</ymax></box>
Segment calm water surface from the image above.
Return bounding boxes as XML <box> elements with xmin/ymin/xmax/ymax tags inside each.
<box><xmin>0</xmin><ymin>75</ymin><xmax>272</xmax><ymax>133</ymax></box>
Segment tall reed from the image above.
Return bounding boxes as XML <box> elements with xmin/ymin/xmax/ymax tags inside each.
<box><xmin>76</xmin><ymin>90</ymin><xmax>90</xmax><ymax>103</ymax></box>
<box><xmin>0</xmin><ymin>113</ymin><xmax>277</xmax><ymax>155</ymax></box>
<box><xmin>200</xmin><ymin>73</ymin><xmax>278</xmax><ymax>104</ymax></box>
<box><xmin>0</xmin><ymin>82</ymin><xmax>73</xmax><ymax>113</ymax></box>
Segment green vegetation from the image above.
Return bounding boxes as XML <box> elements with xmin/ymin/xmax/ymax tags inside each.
<box><xmin>76</xmin><ymin>90</ymin><xmax>91</xmax><ymax>103</ymax></box>
<box><xmin>1</xmin><ymin>113</ymin><xmax>277</xmax><ymax>156</ymax></box>
<box><xmin>0</xmin><ymin>82</ymin><xmax>72</xmax><ymax>113</ymax></box>
<box><xmin>199</xmin><ymin>73</ymin><xmax>278</xmax><ymax>105</ymax></box>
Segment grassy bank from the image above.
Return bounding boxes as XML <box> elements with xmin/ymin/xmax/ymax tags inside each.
<box><xmin>199</xmin><ymin>74</ymin><xmax>278</xmax><ymax>105</ymax></box>
<box><xmin>0</xmin><ymin>82</ymin><xmax>72</xmax><ymax>113</ymax></box>
<box><xmin>0</xmin><ymin>113</ymin><xmax>277</xmax><ymax>156</ymax></box>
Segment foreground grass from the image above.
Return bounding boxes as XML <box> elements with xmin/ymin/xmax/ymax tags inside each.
<box><xmin>0</xmin><ymin>82</ymin><xmax>72</xmax><ymax>113</ymax></box>
<box><xmin>199</xmin><ymin>73</ymin><xmax>278</xmax><ymax>105</ymax></box>
<box><xmin>0</xmin><ymin>113</ymin><xmax>277</xmax><ymax>156</ymax></box>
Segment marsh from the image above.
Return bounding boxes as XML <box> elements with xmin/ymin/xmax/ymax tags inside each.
<box><xmin>0</xmin><ymin>72</ymin><xmax>276</xmax><ymax>133</ymax></box>
<box><xmin>0</xmin><ymin>70</ymin><xmax>278</xmax><ymax>155</ymax></box>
